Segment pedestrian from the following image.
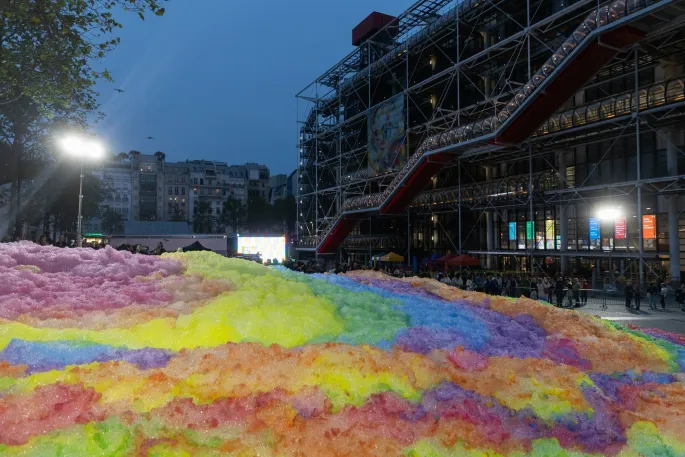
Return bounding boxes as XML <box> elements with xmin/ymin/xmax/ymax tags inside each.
<box><xmin>647</xmin><ymin>282</ymin><xmax>658</xmax><ymax>310</ymax></box>
<box><xmin>153</xmin><ymin>242</ymin><xmax>166</xmax><ymax>255</ymax></box>
<box><xmin>554</xmin><ymin>277</ymin><xmax>564</xmax><ymax>307</ymax></box>
<box><xmin>660</xmin><ymin>283</ymin><xmax>668</xmax><ymax>310</ymax></box>
<box><xmin>544</xmin><ymin>278</ymin><xmax>553</xmax><ymax>303</ymax></box>
<box><xmin>537</xmin><ymin>278</ymin><xmax>545</xmax><ymax>301</ymax></box>
<box><xmin>634</xmin><ymin>284</ymin><xmax>641</xmax><ymax>310</ymax></box>
<box><xmin>521</xmin><ymin>276</ymin><xmax>531</xmax><ymax>298</ymax></box>
<box><xmin>38</xmin><ymin>235</ymin><xmax>49</xmax><ymax>246</ymax></box>
<box><xmin>581</xmin><ymin>279</ymin><xmax>589</xmax><ymax>305</ymax></box>
<box><xmin>53</xmin><ymin>234</ymin><xmax>68</xmax><ymax>248</ymax></box>
<box><xmin>572</xmin><ymin>278</ymin><xmax>581</xmax><ymax>307</ymax></box>
<box><xmin>680</xmin><ymin>283</ymin><xmax>685</xmax><ymax>312</ymax></box>
<box><xmin>625</xmin><ymin>281</ymin><xmax>634</xmax><ymax>309</ymax></box>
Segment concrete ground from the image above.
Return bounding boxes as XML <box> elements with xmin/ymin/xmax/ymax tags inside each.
<box><xmin>565</xmin><ymin>300</ymin><xmax>685</xmax><ymax>334</ymax></box>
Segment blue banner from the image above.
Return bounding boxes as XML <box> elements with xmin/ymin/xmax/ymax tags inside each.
<box><xmin>589</xmin><ymin>217</ymin><xmax>600</xmax><ymax>240</ymax></box>
<box><xmin>508</xmin><ymin>222</ymin><xmax>517</xmax><ymax>240</ymax></box>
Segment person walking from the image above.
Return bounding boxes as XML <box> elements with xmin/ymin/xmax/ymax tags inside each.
<box><xmin>544</xmin><ymin>278</ymin><xmax>553</xmax><ymax>304</ymax></box>
<box><xmin>581</xmin><ymin>279</ymin><xmax>589</xmax><ymax>305</ymax></box>
<box><xmin>647</xmin><ymin>282</ymin><xmax>658</xmax><ymax>310</ymax></box>
<box><xmin>537</xmin><ymin>278</ymin><xmax>545</xmax><ymax>301</ymax></box>
<box><xmin>554</xmin><ymin>277</ymin><xmax>565</xmax><ymax>307</ymax></box>
<box><xmin>572</xmin><ymin>278</ymin><xmax>581</xmax><ymax>307</ymax></box>
<box><xmin>625</xmin><ymin>281</ymin><xmax>634</xmax><ymax>309</ymax></box>
<box><xmin>675</xmin><ymin>283</ymin><xmax>684</xmax><ymax>309</ymax></box>
<box><xmin>521</xmin><ymin>276</ymin><xmax>531</xmax><ymax>298</ymax></box>
<box><xmin>660</xmin><ymin>283</ymin><xmax>668</xmax><ymax>310</ymax></box>
<box><xmin>633</xmin><ymin>284</ymin><xmax>641</xmax><ymax>311</ymax></box>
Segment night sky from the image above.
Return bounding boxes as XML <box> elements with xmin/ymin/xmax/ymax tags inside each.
<box><xmin>94</xmin><ymin>0</ymin><xmax>410</xmax><ymax>175</ymax></box>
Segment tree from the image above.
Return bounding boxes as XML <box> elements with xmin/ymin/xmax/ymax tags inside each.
<box><xmin>192</xmin><ymin>201</ymin><xmax>213</xmax><ymax>234</ymax></box>
<box><xmin>24</xmin><ymin>161</ymin><xmax>112</xmax><ymax>238</ymax></box>
<box><xmin>272</xmin><ymin>195</ymin><xmax>296</xmax><ymax>235</ymax></box>
<box><xmin>101</xmin><ymin>207</ymin><xmax>124</xmax><ymax>234</ymax></box>
<box><xmin>0</xmin><ymin>0</ymin><xmax>165</xmax><ymax>238</ymax></box>
<box><xmin>170</xmin><ymin>207</ymin><xmax>186</xmax><ymax>222</ymax></box>
<box><xmin>246</xmin><ymin>196</ymin><xmax>274</xmax><ymax>232</ymax></box>
<box><xmin>220</xmin><ymin>198</ymin><xmax>246</xmax><ymax>234</ymax></box>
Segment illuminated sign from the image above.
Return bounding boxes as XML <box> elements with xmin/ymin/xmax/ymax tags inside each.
<box><xmin>589</xmin><ymin>217</ymin><xmax>600</xmax><ymax>240</ymax></box>
<box><xmin>545</xmin><ymin>219</ymin><xmax>555</xmax><ymax>249</ymax></box>
<box><xmin>508</xmin><ymin>222</ymin><xmax>517</xmax><ymax>240</ymax></box>
<box><xmin>526</xmin><ymin>221</ymin><xmax>534</xmax><ymax>241</ymax></box>
<box><xmin>614</xmin><ymin>217</ymin><xmax>627</xmax><ymax>239</ymax></box>
<box><xmin>642</xmin><ymin>215</ymin><xmax>656</xmax><ymax>239</ymax></box>
<box><xmin>237</xmin><ymin>236</ymin><xmax>286</xmax><ymax>263</ymax></box>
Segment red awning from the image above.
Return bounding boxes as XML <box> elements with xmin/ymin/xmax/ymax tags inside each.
<box><xmin>445</xmin><ymin>254</ymin><xmax>481</xmax><ymax>267</ymax></box>
<box><xmin>434</xmin><ymin>254</ymin><xmax>455</xmax><ymax>266</ymax></box>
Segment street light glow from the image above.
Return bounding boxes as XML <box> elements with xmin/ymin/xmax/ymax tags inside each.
<box><xmin>56</xmin><ymin>133</ymin><xmax>105</xmax><ymax>248</ymax></box>
<box><xmin>58</xmin><ymin>134</ymin><xmax>105</xmax><ymax>159</ymax></box>
<box><xmin>596</xmin><ymin>206</ymin><xmax>622</xmax><ymax>221</ymax></box>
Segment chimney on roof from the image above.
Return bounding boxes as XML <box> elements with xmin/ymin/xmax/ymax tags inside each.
<box><xmin>352</xmin><ymin>12</ymin><xmax>398</xmax><ymax>47</ymax></box>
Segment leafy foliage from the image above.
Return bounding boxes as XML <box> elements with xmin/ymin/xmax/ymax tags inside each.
<box><xmin>101</xmin><ymin>207</ymin><xmax>125</xmax><ymax>234</ymax></box>
<box><xmin>220</xmin><ymin>198</ymin><xmax>246</xmax><ymax>234</ymax></box>
<box><xmin>170</xmin><ymin>207</ymin><xmax>186</xmax><ymax>222</ymax></box>
<box><xmin>22</xmin><ymin>161</ymin><xmax>113</xmax><ymax>237</ymax></box>
<box><xmin>0</xmin><ymin>0</ymin><xmax>165</xmax><ymax>238</ymax></box>
<box><xmin>192</xmin><ymin>201</ymin><xmax>213</xmax><ymax>234</ymax></box>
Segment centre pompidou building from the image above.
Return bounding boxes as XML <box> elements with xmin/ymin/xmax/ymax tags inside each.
<box><xmin>296</xmin><ymin>0</ymin><xmax>685</xmax><ymax>283</ymax></box>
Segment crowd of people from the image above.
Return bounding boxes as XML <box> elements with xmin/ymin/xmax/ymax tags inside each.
<box><xmin>634</xmin><ymin>281</ymin><xmax>685</xmax><ymax>311</ymax></box>
<box><xmin>34</xmin><ymin>234</ymin><xmax>169</xmax><ymax>256</ymax></box>
<box><xmin>282</xmin><ymin>261</ymin><xmax>685</xmax><ymax>313</ymax></box>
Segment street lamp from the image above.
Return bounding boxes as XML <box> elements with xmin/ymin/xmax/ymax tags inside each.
<box><xmin>596</xmin><ymin>205</ymin><xmax>623</xmax><ymax>284</ymax></box>
<box><xmin>596</xmin><ymin>206</ymin><xmax>622</xmax><ymax>221</ymax></box>
<box><xmin>58</xmin><ymin>134</ymin><xmax>105</xmax><ymax>247</ymax></box>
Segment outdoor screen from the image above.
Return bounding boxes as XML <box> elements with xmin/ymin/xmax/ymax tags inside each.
<box><xmin>237</xmin><ymin>236</ymin><xmax>286</xmax><ymax>263</ymax></box>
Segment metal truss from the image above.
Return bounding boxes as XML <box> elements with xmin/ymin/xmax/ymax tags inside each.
<box><xmin>296</xmin><ymin>0</ymin><xmax>685</xmax><ymax>264</ymax></box>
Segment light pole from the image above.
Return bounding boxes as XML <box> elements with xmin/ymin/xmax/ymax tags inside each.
<box><xmin>58</xmin><ymin>135</ymin><xmax>105</xmax><ymax>247</ymax></box>
<box><xmin>597</xmin><ymin>205</ymin><xmax>623</xmax><ymax>285</ymax></box>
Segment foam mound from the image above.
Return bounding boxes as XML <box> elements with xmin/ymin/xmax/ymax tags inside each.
<box><xmin>0</xmin><ymin>242</ymin><xmax>683</xmax><ymax>456</ymax></box>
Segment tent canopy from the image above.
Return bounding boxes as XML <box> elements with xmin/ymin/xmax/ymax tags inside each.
<box><xmin>446</xmin><ymin>254</ymin><xmax>481</xmax><ymax>267</ymax></box>
<box><xmin>372</xmin><ymin>252</ymin><xmax>389</xmax><ymax>261</ymax></box>
<box><xmin>434</xmin><ymin>254</ymin><xmax>455</xmax><ymax>265</ymax></box>
<box><xmin>182</xmin><ymin>241</ymin><xmax>211</xmax><ymax>252</ymax></box>
<box><xmin>380</xmin><ymin>252</ymin><xmax>404</xmax><ymax>262</ymax></box>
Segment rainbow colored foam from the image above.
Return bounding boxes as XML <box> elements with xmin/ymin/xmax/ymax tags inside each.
<box><xmin>0</xmin><ymin>242</ymin><xmax>683</xmax><ymax>456</ymax></box>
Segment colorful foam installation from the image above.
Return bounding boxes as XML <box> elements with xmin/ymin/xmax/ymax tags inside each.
<box><xmin>0</xmin><ymin>242</ymin><xmax>683</xmax><ymax>456</ymax></box>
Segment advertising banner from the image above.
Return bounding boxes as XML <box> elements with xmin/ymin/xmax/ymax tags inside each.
<box><xmin>526</xmin><ymin>221</ymin><xmax>534</xmax><ymax>241</ymax></box>
<box><xmin>589</xmin><ymin>217</ymin><xmax>600</xmax><ymax>240</ymax></box>
<box><xmin>615</xmin><ymin>217</ymin><xmax>627</xmax><ymax>239</ymax></box>
<box><xmin>508</xmin><ymin>222</ymin><xmax>517</xmax><ymax>241</ymax></box>
<box><xmin>545</xmin><ymin>219</ymin><xmax>555</xmax><ymax>249</ymax></box>
<box><xmin>368</xmin><ymin>96</ymin><xmax>406</xmax><ymax>175</ymax></box>
<box><xmin>642</xmin><ymin>215</ymin><xmax>656</xmax><ymax>239</ymax></box>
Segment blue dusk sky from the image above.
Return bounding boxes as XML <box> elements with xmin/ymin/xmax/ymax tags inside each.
<box><xmin>94</xmin><ymin>0</ymin><xmax>411</xmax><ymax>175</ymax></box>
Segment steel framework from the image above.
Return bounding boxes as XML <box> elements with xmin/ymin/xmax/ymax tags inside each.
<box><xmin>296</xmin><ymin>0</ymin><xmax>685</xmax><ymax>281</ymax></box>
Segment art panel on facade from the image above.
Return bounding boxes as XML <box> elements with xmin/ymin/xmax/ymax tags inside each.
<box><xmin>368</xmin><ymin>95</ymin><xmax>406</xmax><ymax>176</ymax></box>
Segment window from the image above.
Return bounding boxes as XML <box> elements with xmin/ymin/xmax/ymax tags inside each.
<box><xmin>200</xmin><ymin>178</ymin><xmax>204</xmax><ymax>185</ymax></box>
<box><xmin>175</xmin><ymin>187</ymin><xmax>179</xmax><ymax>195</ymax></box>
<box><xmin>181</xmin><ymin>187</ymin><xmax>185</xmax><ymax>195</ymax></box>
<box><xmin>168</xmin><ymin>187</ymin><xmax>172</xmax><ymax>195</ymax></box>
